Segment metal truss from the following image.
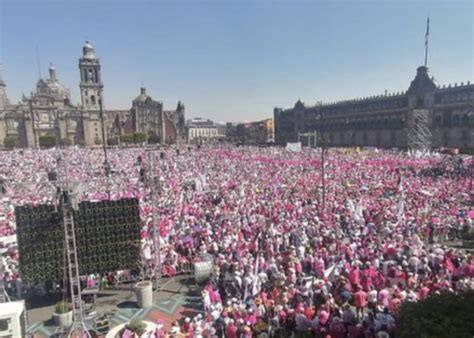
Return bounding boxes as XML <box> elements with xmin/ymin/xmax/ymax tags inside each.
<box><xmin>407</xmin><ymin>109</ymin><xmax>432</xmax><ymax>151</ymax></box>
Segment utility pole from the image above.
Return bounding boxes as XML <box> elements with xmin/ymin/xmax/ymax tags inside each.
<box><xmin>319</xmin><ymin>101</ymin><xmax>326</xmax><ymax>215</ymax></box>
<box><xmin>99</xmin><ymin>95</ymin><xmax>111</xmax><ymax>199</ymax></box>
<box><xmin>469</xmin><ymin>111</ymin><xmax>473</xmax><ymax>203</ymax></box>
<box><xmin>424</xmin><ymin>17</ymin><xmax>430</xmax><ymax>67</ymax></box>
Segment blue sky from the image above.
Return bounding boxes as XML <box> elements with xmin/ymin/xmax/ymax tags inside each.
<box><xmin>0</xmin><ymin>0</ymin><xmax>472</xmax><ymax>122</ymax></box>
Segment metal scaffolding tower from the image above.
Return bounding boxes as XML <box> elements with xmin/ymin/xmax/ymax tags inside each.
<box><xmin>407</xmin><ymin>109</ymin><xmax>432</xmax><ymax>151</ymax></box>
<box><xmin>146</xmin><ymin>148</ymin><xmax>161</xmax><ymax>289</ymax></box>
<box><xmin>59</xmin><ymin>184</ymin><xmax>90</xmax><ymax>338</ymax></box>
<box><xmin>0</xmin><ymin>262</ymin><xmax>10</xmax><ymax>303</ymax></box>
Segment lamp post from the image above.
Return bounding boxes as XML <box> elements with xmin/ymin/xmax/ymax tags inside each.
<box><xmin>469</xmin><ymin>111</ymin><xmax>473</xmax><ymax>201</ymax></box>
<box><xmin>99</xmin><ymin>95</ymin><xmax>111</xmax><ymax>199</ymax></box>
<box><xmin>318</xmin><ymin>101</ymin><xmax>326</xmax><ymax>215</ymax></box>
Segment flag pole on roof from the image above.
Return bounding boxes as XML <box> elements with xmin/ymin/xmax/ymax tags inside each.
<box><xmin>424</xmin><ymin>17</ymin><xmax>430</xmax><ymax>67</ymax></box>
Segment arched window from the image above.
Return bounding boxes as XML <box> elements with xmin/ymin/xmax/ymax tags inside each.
<box><xmin>91</xmin><ymin>95</ymin><xmax>96</xmax><ymax>105</ymax></box>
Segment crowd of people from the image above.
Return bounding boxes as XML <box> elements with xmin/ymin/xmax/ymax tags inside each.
<box><xmin>0</xmin><ymin>145</ymin><xmax>473</xmax><ymax>337</ymax></box>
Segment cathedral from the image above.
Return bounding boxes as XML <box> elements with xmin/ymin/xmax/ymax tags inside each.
<box><xmin>0</xmin><ymin>42</ymin><xmax>185</xmax><ymax>148</ymax></box>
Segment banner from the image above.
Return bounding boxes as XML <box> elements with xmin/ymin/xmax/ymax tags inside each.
<box><xmin>286</xmin><ymin>142</ymin><xmax>302</xmax><ymax>152</ymax></box>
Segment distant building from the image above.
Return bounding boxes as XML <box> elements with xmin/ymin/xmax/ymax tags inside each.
<box><xmin>187</xmin><ymin>117</ymin><xmax>219</xmax><ymax>143</ymax></box>
<box><xmin>225</xmin><ymin>122</ymin><xmax>239</xmax><ymax>142</ymax></box>
<box><xmin>124</xmin><ymin>87</ymin><xmax>185</xmax><ymax>144</ymax></box>
<box><xmin>225</xmin><ymin>118</ymin><xmax>274</xmax><ymax>144</ymax></box>
<box><xmin>274</xmin><ymin>66</ymin><xmax>474</xmax><ymax>151</ymax></box>
<box><xmin>216</xmin><ymin>122</ymin><xmax>227</xmax><ymax>138</ymax></box>
<box><xmin>0</xmin><ymin>42</ymin><xmax>107</xmax><ymax>147</ymax></box>
<box><xmin>263</xmin><ymin>118</ymin><xmax>275</xmax><ymax>143</ymax></box>
<box><xmin>0</xmin><ymin>41</ymin><xmax>186</xmax><ymax>148</ymax></box>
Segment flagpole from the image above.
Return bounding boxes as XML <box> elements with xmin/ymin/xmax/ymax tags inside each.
<box><xmin>424</xmin><ymin>17</ymin><xmax>430</xmax><ymax>67</ymax></box>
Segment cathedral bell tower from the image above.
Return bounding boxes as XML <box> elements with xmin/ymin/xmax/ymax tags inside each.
<box><xmin>79</xmin><ymin>41</ymin><xmax>105</xmax><ymax>146</ymax></box>
<box><xmin>79</xmin><ymin>41</ymin><xmax>103</xmax><ymax>110</ymax></box>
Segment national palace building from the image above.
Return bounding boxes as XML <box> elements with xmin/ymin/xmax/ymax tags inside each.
<box><xmin>274</xmin><ymin>65</ymin><xmax>474</xmax><ymax>152</ymax></box>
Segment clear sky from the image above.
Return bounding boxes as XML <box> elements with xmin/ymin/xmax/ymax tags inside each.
<box><xmin>0</xmin><ymin>0</ymin><xmax>472</xmax><ymax>122</ymax></box>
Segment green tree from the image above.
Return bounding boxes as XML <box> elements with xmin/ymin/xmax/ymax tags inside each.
<box><xmin>59</xmin><ymin>138</ymin><xmax>72</xmax><ymax>146</ymax></box>
<box><xmin>54</xmin><ymin>300</ymin><xmax>71</xmax><ymax>314</ymax></box>
<box><xmin>3</xmin><ymin>136</ymin><xmax>20</xmax><ymax>149</ymax></box>
<box><xmin>148</xmin><ymin>133</ymin><xmax>161</xmax><ymax>144</ymax></box>
<box><xmin>133</xmin><ymin>132</ymin><xmax>147</xmax><ymax>144</ymax></box>
<box><xmin>39</xmin><ymin>135</ymin><xmax>56</xmax><ymax>148</ymax></box>
<box><xmin>397</xmin><ymin>290</ymin><xmax>474</xmax><ymax>338</ymax></box>
<box><xmin>120</xmin><ymin>134</ymin><xmax>134</xmax><ymax>144</ymax></box>
<box><xmin>107</xmin><ymin>137</ymin><xmax>119</xmax><ymax>146</ymax></box>
<box><xmin>126</xmin><ymin>319</ymin><xmax>146</xmax><ymax>336</ymax></box>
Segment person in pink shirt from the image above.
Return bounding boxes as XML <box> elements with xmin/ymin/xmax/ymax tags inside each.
<box><xmin>353</xmin><ymin>285</ymin><xmax>368</xmax><ymax>320</ymax></box>
<box><xmin>349</xmin><ymin>265</ymin><xmax>361</xmax><ymax>286</ymax></box>
<box><xmin>378</xmin><ymin>287</ymin><xmax>390</xmax><ymax>311</ymax></box>
<box><xmin>418</xmin><ymin>285</ymin><xmax>430</xmax><ymax>299</ymax></box>
<box><xmin>389</xmin><ymin>294</ymin><xmax>402</xmax><ymax>313</ymax></box>
<box><xmin>226</xmin><ymin>319</ymin><xmax>238</xmax><ymax>338</ymax></box>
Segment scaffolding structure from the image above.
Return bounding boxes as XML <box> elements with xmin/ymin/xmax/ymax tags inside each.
<box><xmin>51</xmin><ymin>149</ymin><xmax>90</xmax><ymax>338</ymax></box>
<box><xmin>298</xmin><ymin>131</ymin><xmax>318</xmax><ymax>147</ymax></box>
<box><xmin>146</xmin><ymin>148</ymin><xmax>162</xmax><ymax>289</ymax></box>
<box><xmin>0</xmin><ymin>262</ymin><xmax>10</xmax><ymax>303</ymax></box>
<box><xmin>407</xmin><ymin>109</ymin><xmax>432</xmax><ymax>151</ymax></box>
<box><xmin>59</xmin><ymin>183</ymin><xmax>90</xmax><ymax>338</ymax></box>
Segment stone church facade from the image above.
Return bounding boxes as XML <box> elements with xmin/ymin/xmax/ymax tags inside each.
<box><xmin>274</xmin><ymin>66</ymin><xmax>474</xmax><ymax>152</ymax></box>
<box><xmin>123</xmin><ymin>87</ymin><xmax>186</xmax><ymax>144</ymax></box>
<box><xmin>0</xmin><ymin>41</ymin><xmax>186</xmax><ymax>148</ymax></box>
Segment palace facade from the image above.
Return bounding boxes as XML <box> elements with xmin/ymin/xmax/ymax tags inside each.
<box><xmin>274</xmin><ymin>66</ymin><xmax>474</xmax><ymax>152</ymax></box>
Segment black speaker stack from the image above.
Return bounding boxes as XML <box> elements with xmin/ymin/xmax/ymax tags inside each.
<box><xmin>15</xmin><ymin>204</ymin><xmax>63</xmax><ymax>282</ymax></box>
<box><xmin>15</xmin><ymin>198</ymin><xmax>141</xmax><ymax>283</ymax></box>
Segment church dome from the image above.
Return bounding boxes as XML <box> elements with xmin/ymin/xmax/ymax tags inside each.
<box><xmin>133</xmin><ymin>87</ymin><xmax>152</xmax><ymax>103</ymax></box>
<box><xmin>46</xmin><ymin>81</ymin><xmax>69</xmax><ymax>98</ymax></box>
<box><xmin>35</xmin><ymin>65</ymin><xmax>70</xmax><ymax>99</ymax></box>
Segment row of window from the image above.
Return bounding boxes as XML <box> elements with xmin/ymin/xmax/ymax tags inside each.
<box><xmin>189</xmin><ymin>128</ymin><xmax>218</xmax><ymax>138</ymax></box>
<box><xmin>433</xmin><ymin>113</ymin><xmax>474</xmax><ymax>127</ymax></box>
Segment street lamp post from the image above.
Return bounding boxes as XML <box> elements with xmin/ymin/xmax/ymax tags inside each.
<box><xmin>469</xmin><ymin>110</ymin><xmax>473</xmax><ymax>200</ymax></box>
<box><xmin>318</xmin><ymin>101</ymin><xmax>326</xmax><ymax>215</ymax></box>
<box><xmin>99</xmin><ymin>95</ymin><xmax>111</xmax><ymax>199</ymax></box>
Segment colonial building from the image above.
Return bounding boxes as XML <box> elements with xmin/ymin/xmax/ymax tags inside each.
<box><xmin>0</xmin><ymin>42</ymin><xmax>106</xmax><ymax>147</ymax></box>
<box><xmin>0</xmin><ymin>42</ymin><xmax>186</xmax><ymax>147</ymax></box>
<box><xmin>186</xmin><ymin>117</ymin><xmax>219</xmax><ymax>143</ymax></box>
<box><xmin>122</xmin><ymin>87</ymin><xmax>186</xmax><ymax>144</ymax></box>
<box><xmin>225</xmin><ymin>118</ymin><xmax>275</xmax><ymax>144</ymax></box>
<box><xmin>274</xmin><ymin>66</ymin><xmax>474</xmax><ymax>152</ymax></box>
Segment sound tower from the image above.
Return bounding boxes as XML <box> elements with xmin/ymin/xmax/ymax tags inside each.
<box><xmin>15</xmin><ymin>198</ymin><xmax>141</xmax><ymax>283</ymax></box>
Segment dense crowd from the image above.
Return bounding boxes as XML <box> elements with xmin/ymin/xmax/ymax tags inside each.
<box><xmin>0</xmin><ymin>146</ymin><xmax>473</xmax><ymax>337</ymax></box>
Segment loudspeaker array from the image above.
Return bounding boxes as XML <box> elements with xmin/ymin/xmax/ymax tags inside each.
<box><xmin>15</xmin><ymin>198</ymin><xmax>141</xmax><ymax>283</ymax></box>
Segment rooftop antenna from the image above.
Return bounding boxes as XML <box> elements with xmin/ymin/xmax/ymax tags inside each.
<box><xmin>424</xmin><ymin>17</ymin><xmax>430</xmax><ymax>67</ymax></box>
<box><xmin>36</xmin><ymin>45</ymin><xmax>42</xmax><ymax>79</ymax></box>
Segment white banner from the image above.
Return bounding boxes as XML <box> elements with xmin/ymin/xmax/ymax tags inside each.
<box><xmin>286</xmin><ymin>142</ymin><xmax>302</xmax><ymax>152</ymax></box>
